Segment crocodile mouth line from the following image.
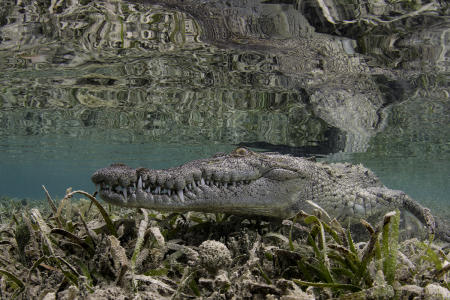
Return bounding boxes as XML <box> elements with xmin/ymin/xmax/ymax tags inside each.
<box><xmin>97</xmin><ymin>175</ymin><xmax>255</xmax><ymax>203</ymax></box>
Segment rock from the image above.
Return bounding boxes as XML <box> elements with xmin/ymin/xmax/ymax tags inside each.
<box><xmin>214</xmin><ymin>270</ymin><xmax>231</xmax><ymax>289</ymax></box>
<box><xmin>396</xmin><ymin>284</ymin><xmax>423</xmax><ymax>299</ymax></box>
<box><xmin>424</xmin><ymin>284</ymin><xmax>450</xmax><ymax>300</ymax></box>
<box><xmin>199</xmin><ymin>240</ymin><xmax>232</xmax><ymax>273</ymax></box>
<box><xmin>41</xmin><ymin>292</ymin><xmax>56</xmax><ymax>300</ymax></box>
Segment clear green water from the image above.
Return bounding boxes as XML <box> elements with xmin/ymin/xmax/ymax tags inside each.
<box><xmin>0</xmin><ymin>0</ymin><xmax>448</xmax><ymax>220</ymax></box>
<box><xmin>0</xmin><ymin>135</ymin><xmax>235</xmax><ymax>199</ymax></box>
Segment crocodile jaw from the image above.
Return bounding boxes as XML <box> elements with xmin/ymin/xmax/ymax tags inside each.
<box><xmin>92</xmin><ymin>148</ymin><xmax>316</xmax><ymax>217</ymax></box>
<box><xmin>97</xmin><ymin>175</ymin><xmax>304</xmax><ymax>218</ymax></box>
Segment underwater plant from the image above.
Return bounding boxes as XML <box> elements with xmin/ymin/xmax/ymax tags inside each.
<box><xmin>0</xmin><ymin>189</ymin><xmax>447</xmax><ymax>299</ymax></box>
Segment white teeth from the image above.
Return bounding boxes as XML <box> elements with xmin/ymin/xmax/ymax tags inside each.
<box><xmin>177</xmin><ymin>190</ymin><xmax>184</xmax><ymax>202</ymax></box>
<box><xmin>146</xmin><ymin>187</ymin><xmax>150</xmax><ymax>193</ymax></box>
<box><xmin>223</xmin><ymin>183</ymin><xmax>228</xmax><ymax>188</ymax></box>
<box><xmin>167</xmin><ymin>189</ymin><xmax>171</xmax><ymax>196</ymax></box>
<box><xmin>123</xmin><ymin>189</ymin><xmax>127</xmax><ymax>201</ymax></box>
<box><xmin>155</xmin><ymin>186</ymin><xmax>161</xmax><ymax>194</ymax></box>
<box><xmin>201</xmin><ymin>178</ymin><xmax>205</xmax><ymax>185</ymax></box>
<box><xmin>138</xmin><ymin>176</ymin><xmax>143</xmax><ymax>190</ymax></box>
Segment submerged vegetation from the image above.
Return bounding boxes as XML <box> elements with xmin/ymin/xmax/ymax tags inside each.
<box><xmin>0</xmin><ymin>188</ymin><xmax>448</xmax><ymax>299</ymax></box>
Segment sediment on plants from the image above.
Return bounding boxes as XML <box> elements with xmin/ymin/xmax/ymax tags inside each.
<box><xmin>0</xmin><ymin>188</ymin><xmax>448</xmax><ymax>299</ymax></box>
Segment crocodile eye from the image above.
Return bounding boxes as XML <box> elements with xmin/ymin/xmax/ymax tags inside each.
<box><xmin>234</xmin><ymin>147</ymin><xmax>250</xmax><ymax>156</ymax></box>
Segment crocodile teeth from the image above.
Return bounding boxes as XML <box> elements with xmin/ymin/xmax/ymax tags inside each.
<box><xmin>177</xmin><ymin>190</ymin><xmax>184</xmax><ymax>202</ymax></box>
<box><xmin>105</xmin><ymin>175</ymin><xmax>255</xmax><ymax>202</ymax></box>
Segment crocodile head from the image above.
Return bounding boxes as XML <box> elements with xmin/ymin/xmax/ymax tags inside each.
<box><xmin>91</xmin><ymin>147</ymin><xmax>324</xmax><ymax>217</ymax></box>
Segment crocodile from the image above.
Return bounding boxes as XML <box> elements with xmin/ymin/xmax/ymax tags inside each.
<box><xmin>92</xmin><ymin>147</ymin><xmax>448</xmax><ymax>240</ymax></box>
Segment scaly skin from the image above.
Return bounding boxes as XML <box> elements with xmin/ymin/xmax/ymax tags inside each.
<box><xmin>92</xmin><ymin>148</ymin><xmax>444</xmax><ymax>239</ymax></box>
